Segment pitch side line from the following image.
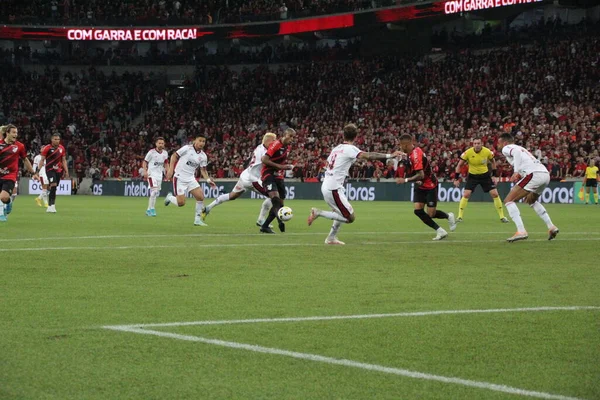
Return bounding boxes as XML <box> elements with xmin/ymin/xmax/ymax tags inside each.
<box><xmin>104</xmin><ymin>306</ymin><xmax>600</xmax><ymax>329</ymax></box>
<box><xmin>2</xmin><ymin>237</ymin><xmax>600</xmax><ymax>252</ymax></box>
<box><xmin>1</xmin><ymin>231</ymin><xmax>598</xmax><ymax>243</ymax></box>
<box><xmin>104</xmin><ymin>326</ymin><xmax>586</xmax><ymax>400</ymax></box>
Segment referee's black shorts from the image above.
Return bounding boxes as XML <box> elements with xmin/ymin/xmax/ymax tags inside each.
<box><xmin>585</xmin><ymin>179</ymin><xmax>597</xmax><ymax>188</ymax></box>
<box><xmin>465</xmin><ymin>172</ymin><xmax>496</xmax><ymax>193</ymax></box>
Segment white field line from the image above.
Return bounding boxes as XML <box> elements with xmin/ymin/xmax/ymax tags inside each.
<box><xmin>104</xmin><ymin>325</ymin><xmax>587</xmax><ymax>400</ymax></box>
<box><xmin>3</xmin><ymin>237</ymin><xmax>600</xmax><ymax>252</ymax></box>
<box><xmin>104</xmin><ymin>306</ymin><xmax>600</xmax><ymax>329</ymax></box>
<box><xmin>0</xmin><ymin>231</ymin><xmax>598</xmax><ymax>243</ymax></box>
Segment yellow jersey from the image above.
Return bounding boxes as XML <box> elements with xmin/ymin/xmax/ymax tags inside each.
<box><xmin>585</xmin><ymin>166</ymin><xmax>599</xmax><ymax>180</ymax></box>
<box><xmin>460</xmin><ymin>146</ymin><xmax>494</xmax><ymax>175</ymax></box>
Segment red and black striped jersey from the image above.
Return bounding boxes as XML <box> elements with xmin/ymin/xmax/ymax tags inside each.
<box><xmin>0</xmin><ymin>139</ymin><xmax>27</xmax><ymax>182</ymax></box>
<box><xmin>41</xmin><ymin>144</ymin><xmax>67</xmax><ymax>173</ymax></box>
<box><xmin>261</xmin><ymin>140</ymin><xmax>290</xmax><ymax>180</ymax></box>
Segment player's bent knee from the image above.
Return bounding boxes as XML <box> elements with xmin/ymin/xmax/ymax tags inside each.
<box><xmin>0</xmin><ymin>195</ymin><xmax>9</xmax><ymax>204</ymax></box>
<box><xmin>414</xmin><ymin>209</ymin><xmax>426</xmax><ymax>217</ymax></box>
<box><xmin>347</xmin><ymin>214</ymin><xmax>356</xmax><ymax>223</ymax></box>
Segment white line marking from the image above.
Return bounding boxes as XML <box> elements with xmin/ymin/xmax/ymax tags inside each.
<box><xmin>3</xmin><ymin>238</ymin><xmax>600</xmax><ymax>252</ymax></box>
<box><xmin>105</xmin><ymin>326</ymin><xmax>586</xmax><ymax>400</ymax></box>
<box><xmin>1</xmin><ymin>231</ymin><xmax>598</xmax><ymax>243</ymax></box>
<box><xmin>104</xmin><ymin>306</ymin><xmax>600</xmax><ymax>329</ymax></box>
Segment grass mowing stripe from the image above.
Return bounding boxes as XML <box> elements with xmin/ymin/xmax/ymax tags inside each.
<box><xmin>104</xmin><ymin>306</ymin><xmax>600</xmax><ymax>328</ymax></box>
<box><xmin>104</xmin><ymin>326</ymin><xmax>586</xmax><ymax>400</ymax></box>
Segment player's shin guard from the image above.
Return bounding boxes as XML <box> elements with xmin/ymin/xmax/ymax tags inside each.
<box><xmin>48</xmin><ymin>187</ymin><xmax>57</xmax><ymax>206</ymax></box>
<box><xmin>505</xmin><ymin>202</ymin><xmax>526</xmax><ymax>232</ymax></box>
<box><xmin>257</xmin><ymin>198</ymin><xmax>272</xmax><ymax>223</ymax></box>
<box><xmin>493</xmin><ymin>197</ymin><xmax>505</xmax><ymax>219</ymax></box>
<box><xmin>414</xmin><ymin>209</ymin><xmax>440</xmax><ymax>230</ymax></box>
<box><xmin>458</xmin><ymin>197</ymin><xmax>468</xmax><ymax>219</ymax></box>
<box><xmin>530</xmin><ymin>201</ymin><xmax>554</xmax><ymax>229</ymax></box>
<box><xmin>432</xmin><ymin>210</ymin><xmax>448</xmax><ymax>219</ymax></box>
<box><xmin>318</xmin><ymin>210</ymin><xmax>349</xmax><ymax>223</ymax></box>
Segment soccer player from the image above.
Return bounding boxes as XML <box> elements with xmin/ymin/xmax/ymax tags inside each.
<box><xmin>307</xmin><ymin>123</ymin><xmax>403</xmax><ymax>245</ymax></box>
<box><xmin>143</xmin><ymin>137</ymin><xmax>169</xmax><ymax>217</ymax></box>
<box><xmin>395</xmin><ymin>134</ymin><xmax>456</xmax><ymax>240</ymax></box>
<box><xmin>582</xmin><ymin>158</ymin><xmax>599</xmax><ymax>205</ymax></box>
<box><xmin>33</xmin><ymin>152</ymin><xmax>49</xmax><ymax>207</ymax></box>
<box><xmin>0</xmin><ymin>124</ymin><xmax>38</xmax><ymax>222</ymax></box>
<box><xmin>454</xmin><ymin>138</ymin><xmax>508</xmax><ymax>223</ymax></box>
<box><xmin>497</xmin><ymin>133</ymin><xmax>559</xmax><ymax>242</ymax></box>
<box><xmin>202</xmin><ymin>132</ymin><xmax>275</xmax><ymax>226</ymax></box>
<box><xmin>164</xmin><ymin>136</ymin><xmax>216</xmax><ymax>226</ymax></box>
<box><xmin>38</xmin><ymin>134</ymin><xmax>69</xmax><ymax>213</ymax></box>
<box><xmin>259</xmin><ymin>128</ymin><xmax>296</xmax><ymax>234</ymax></box>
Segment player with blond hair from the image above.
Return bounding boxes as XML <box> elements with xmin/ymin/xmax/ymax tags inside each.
<box><xmin>202</xmin><ymin>132</ymin><xmax>275</xmax><ymax>226</ymax></box>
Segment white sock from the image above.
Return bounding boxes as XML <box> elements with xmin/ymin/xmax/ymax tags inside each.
<box><xmin>37</xmin><ymin>192</ymin><xmax>43</xmax><ymax>200</ymax></box>
<box><xmin>195</xmin><ymin>200</ymin><xmax>204</xmax><ymax>217</ymax></box>
<box><xmin>506</xmin><ymin>202</ymin><xmax>526</xmax><ymax>232</ymax></box>
<box><xmin>318</xmin><ymin>210</ymin><xmax>348</xmax><ymax>223</ymax></box>
<box><xmin>206</xmin><ymin>193</ymin><xmax>230</xmax><ymax>212</ymax></box>
<box><xmin>42</xmin><ymin>190</ymin><xmax>48</xmax><ymax>203</ymax></box>
<box><xmin>328</xmin><ymin>220</ymin><xmax>342</xmax><ymax>239</ymax></box>
<box><xmin>257</xmin><ymin>198</ymin><xmax>272</xmax><ymax>222</ymax></box>
<box><xmin>167</xmin><ymin>194</ymin><xmax>178</xmax><ymax>206</ymax></box>
<box><xmin>531</xmin><ymin>201</ymin><xmax>554</xmax><ymax>228</ymax></box>
<box><xmin>0</xmin><ymin>203</ymin><xmax>5</xmax><ymax>216</ymax></box>
<box><xmin>148</xmin><ymin>189</ymin><xmax>159</xmax><ymax>210</ymax></box>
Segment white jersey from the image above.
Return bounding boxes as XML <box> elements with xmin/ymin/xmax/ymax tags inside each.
<box><xmin>243</xmin><ymin>144</ymin><xmax>268</xmax><ymax>182</ymax></box>
<box><xmin>33</xmin><ymin>155</ymin><xmax>44</xmax><ymax>173</ymax></box>
<box><xmin>502</xmin><ymin>144</ymin><xmax>548</xmax><ymax>176</ymax></box>
<box><xmin>174</xmin><ymin>144</ymin><xmax>208</xmax><ymax>179</ymax></box>
<box><xmin>144</xmin><ymin>148</ymin><xmax>168</xmax><ymax>177</ymax></box>
<box><xmin>322</xmin><ymin>143</ymin><xmax>362</xmax><ymax>190</ymax></box>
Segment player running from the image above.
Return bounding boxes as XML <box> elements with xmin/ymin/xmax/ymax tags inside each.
<box><xmin>396</xmin><ymin>134</ymin><xmax>456</xmax><ymax>240</ymax></box>
<box><xmin>164</xmin><ymin>136</ymin><xmax>216</xmax><ymax>226</ymax></box>
<box><xmin>259</xmin><ymin>128</ymin><xmax>296</xmax><ymax>234</ymax></box>
<box><xmin>33</xmin><ymin>152</ymin><xmax>49</xmax><ymax>208</ymax></box>
<box><xmin>202</xmin><ymin>132</ymin><xmax>275</xmax><ymax>226</ymax></box>
<box><xmin>307</xmin><ymin>123</ymin><xmax>403</xmax><ymax>245</ymax></box>
<box><xmin>143</xmin><ymin>137</ymin><xmax>169</xmax><ymax>217</ymax></box>
<box><xmin>497</xmin><ymin>133</ymin><xmax>559</xmax><ymax>242</ymax></box>
<box><xmin>453</xmin><ymin>138</ymin><xmax>508</xmax><ymax>223</ymax></box>
<box><xmin>38</xmin><ymin>134</ymin><xmax>69</xmax><ymax>213</ymax></box>
<box><xmin>0</xmin><ymin>124</ymin><xmax>38</xmax><ymax>222</ymax></box>
<box><xmin>583</xmin><ymin>158</ymin><xmax>599</xmax><ymax>205</ymax></box>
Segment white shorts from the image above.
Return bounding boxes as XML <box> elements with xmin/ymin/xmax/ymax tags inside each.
<box><xmin>517</xmin><ymin>171</ymin><xmax>550</xmax><ymax>195</ymax></box>
<box><xmin>232</xmin><ymin>171</ymin><xmax>267</xmax><ymax>195</ymax></box>
<box><xmin>172</xmin><ymin>176</ymin><xmax>200</xmax><ymax>196</ymax></box>
<box><xmin>39</xmin><ymin>167</ymin><xmax>48</xmax><ymax>186</ymax></box>
<box><xmin>322</xmin><ymin>186</ymin><xmax>354</xmax><ymax>220</ymax></box>
<box><xmin>147</xmin><ymin>175</ymin><xmax>162</xmax><ymax>189</ymax></box>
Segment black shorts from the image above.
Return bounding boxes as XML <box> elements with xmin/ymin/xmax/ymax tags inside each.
<box><xmin>0</xmin><ymin>179</ymin><xmax>15</xmax><ymax>194</ymax></box>
<box><xmin>46</xmin><ymin>170</ymin><xmax>63</xmax><ymax>185</ymax></box>
<box><xmin>413</xmin><ymin>186</ymin><xmax>437</xmax><ymax>208</ymax></box>
<box><xmin>585</xmin><ymin>179</ymin><xmax>597</xmax><ymax>187</ymax></box>
<box><xmin>262</xmin><ymin>176</ymin><xmax>286</xmax><ymax>199</ymax></box>
<box><xmin>465</xmin><ymin>173</ymin><xmax>496</xmax><ymax>193</ymax></box>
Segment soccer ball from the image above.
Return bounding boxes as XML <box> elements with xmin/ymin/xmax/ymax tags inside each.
<box><xmin>277</xmin><ymin>206</ymin><xmax>293</xmax><ymax>222</ymax></box>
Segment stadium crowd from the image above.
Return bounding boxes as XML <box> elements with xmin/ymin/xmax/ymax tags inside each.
<box><xmin>2</xmin><ymin>20</ymin><xmax>599</xmax><ymax>183</ymax></box>
<box><xmin>0</xmin><ymin>0</ymin><xmax>388</xmax><ymax>26</ymax></box>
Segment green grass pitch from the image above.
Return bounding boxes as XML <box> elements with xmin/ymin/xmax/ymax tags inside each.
<box><xmin>1</xmin><ymin>195</ymin><xmax>599</xmax><ymax>400</ymax></box>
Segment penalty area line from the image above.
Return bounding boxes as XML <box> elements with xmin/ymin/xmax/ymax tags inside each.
<box><xmin>103</xmin><ymin>325</ymin><xmax>586</xmax><ymax>400</ymax></box>
<box><xmin>2</xmin><ymin>237</ymin><xmax>600</xmax><ymax>252</ymax></box>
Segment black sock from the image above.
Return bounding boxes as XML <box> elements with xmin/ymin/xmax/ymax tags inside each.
<box><xmin>433</xmin><ymin>210</ymin><xmax>448</xmax><ymax>219</ymax></box>
<box><xmin>262</xmin><ymin>197</ymin><xmax>282</xmax><ymax>229</ymax></box>
<box><xmin>49</xmin><ymin>187</ymin><xmax>57</xmax><ymax>206</ymax></box>
<box><xmin>414</xmin><ymin>209</ymin><xmax>440</xmax><ymax>230</ymax></box>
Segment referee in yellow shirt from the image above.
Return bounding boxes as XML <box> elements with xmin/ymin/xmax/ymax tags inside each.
<box><xmin>454</xmin><ymin>138</ymin><xmax>508</xmax><ymax>223</ymax></box>
<box><xmin>583</xmin><ymin>158</ymin><xmax>599</xmax><ymax>204</ymax></box>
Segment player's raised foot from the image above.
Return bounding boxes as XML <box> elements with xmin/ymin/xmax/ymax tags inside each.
<box><xmin>164</xmin><ymin>193</ymin><xmax>173</xmax><ymax>206</ymax></box>
<box><xmin>260</xmin><ymin>227</ymin><xmax>275</xmax><ymax>234</ymax></box>
<box><xmin>146</xmin><ymin>210</ymin><xmax>153</xmax><ymax>217</ymax></box>
<box><xmin>506</xmin><ymin>232</ymin><xmax>528</xmax><ymax>243</ymax></box>
<box><xmin>447</xmin><ymin>212</ymin><xmax>457</xmax><ymax>232</ymax></box>
<box><xmin>324</xmin><ymin>237</ymin><xmax>345</xmax><ymax>245</ymax></box>
<box><xmin>35</xmin><ymin>197</ymin><xmax>43</xmax><ymax>207</ymax></box>
<box><xmin>307</xmin><ymin>208</ymin><xmax>319</xmax><ymax>226</ymax></box>
<box><xmin>46</xmin><ymin>205</ymin><xmax>56</xmax><ymax>213</ymax></box>
<box><xmin>0</xmin><ymin>215</ymin><xmax>6</xmax><ymax>222</ymax></box>
<box><xmin>500</xmin><ymin>217</ymin><xmax>509</xmax><ymax>223</ymax></box>
<box><xmin>432</xmin><ymin>228</ymin><xmax>448</xmax><ymax>241</ymax></box>
<box><xmin>548</xmin><ymin>226</ymin><xmax>559</xmax><ymax>241</ymax></box>
<box><xmin>456</xmin><ymin>217</ymin><xmax>463</xmax><ymax>223</ymax></box>
<box><xmin>200</xmin><ymin>207</ymin><xmax>208</xmax><ymax>220</ymax></box>
<box><xmin>193</xmin><ymin>218</ymin><xmax>208</xmax><ymax>226</ymax></box>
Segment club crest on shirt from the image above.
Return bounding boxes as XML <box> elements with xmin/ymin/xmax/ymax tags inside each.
<box><xmin>12</xmin><ymin>146</ymin><xmax>18</xmax><ymax>153</ymax></box>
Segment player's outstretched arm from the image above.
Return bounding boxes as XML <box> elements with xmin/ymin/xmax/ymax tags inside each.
<box><xmin>200</xmin><ymin>167</ymin><xmax>216</xmax><ymax>188</ymax></box>
<box><xmin>261</xmin><ymin>155</ymin><xmax>293</xmax><ymax>171</ymax></box>
<box><xmin>358</xmin><ymin>150</ymin><xmax>403</xmax><ymax>161</ymax></box>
